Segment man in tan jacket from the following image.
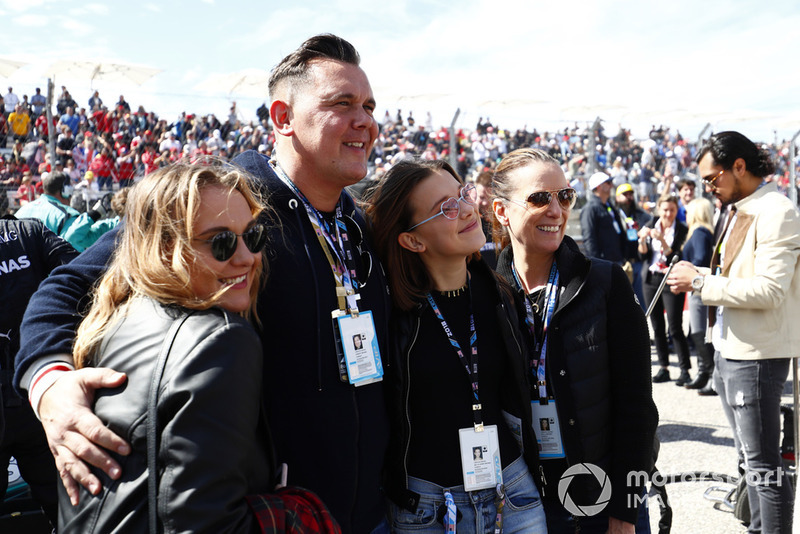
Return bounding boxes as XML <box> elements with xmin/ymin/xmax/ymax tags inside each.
<box><xmin>668</xmin><ymin>131</ymin><xmax>798</xmax><ymax>533</ymax></box>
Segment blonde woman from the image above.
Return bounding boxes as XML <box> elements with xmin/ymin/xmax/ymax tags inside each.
<box><xmin>680</xmin><ymin>197</ymin><xmax>716</xmax><ymax>392</ymax></box>
<box><xmin>491</xmin><ymin>148</ymin><xmax>656</xmax><ymax>533</ymax></box>
<box><xmin>59</xmin><ymin>163</ymin><xmax>275</xmax><ymax>532</ymax></box>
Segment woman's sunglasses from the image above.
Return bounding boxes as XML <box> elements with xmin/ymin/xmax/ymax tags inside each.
<box><xmin>508</xmin><ymin>188</ymin><xmax>577</xmax><ymax>210</ymax></box>
<box><xmin>195</xmin><ymin>223</ymin><xmax>268</xmax><ymax>262</ymax></box>
<box><xmin>405</xmin><ymin>183</ymin><xmax>478</xmax><ymax>232</ymax></box>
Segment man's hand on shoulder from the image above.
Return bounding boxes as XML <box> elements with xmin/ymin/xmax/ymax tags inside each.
<box><xmin>39</xmin><ymin>368</ymin><xmax>131</xmax><ymax>505</ymax></box>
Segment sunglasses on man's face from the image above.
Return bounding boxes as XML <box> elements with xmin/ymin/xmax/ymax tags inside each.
<box><xmin>510</xmin><ymin>188</ymin><xmax>577</xmax><ymax>210</ymax></box>
<box><xmin>195</xmin><ymin>223</ymin><xmax>268</xmax><ymax>262</ymax></box>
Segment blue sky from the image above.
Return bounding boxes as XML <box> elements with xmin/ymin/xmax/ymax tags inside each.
<box><xmin>1</xmin><ymin>0</ymin><xmax>799</xmax><ymax>142</ymax></box>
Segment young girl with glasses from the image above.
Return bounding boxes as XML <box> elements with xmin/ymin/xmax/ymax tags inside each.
<box><xmin>366</xmin><ymin>158</ymin><xmax>546</xmax><ymax>533</ymax></box>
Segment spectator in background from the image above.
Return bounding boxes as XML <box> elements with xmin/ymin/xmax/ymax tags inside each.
<box><xmin>0</xmin><ymin>217</ymin><xmax>78</xmax><ymax>530</ymax></box>
<box><xmin>30</xmin><ymin>87</ymin><xmax>46</xmax><ymax>118</ymax></box>
<box><xmin>675</xmin><ymin>178</ymin><xmax>696</xmax><ymax>224</ymax></box>
<box><xmin>639</xmin><ymin>195</ymin><xmax>691</xmax><ymax>385</ymax></box>
<box><xmin>87</xmin><ymin>91</ymin><xmax>102</xmax><ymax>111</ymax></box>
<box><xmin>616</xmin><ymin>182</ymin><xmax>652</xmax><ymax>309</ymax></box>
<box><xmin>59</xmin><ymin>106</ymin><xmax>80</xmax><ymax>135</ymax></box>
<box><xmin>4</xmin><ymin>87</ymin><xmax>19</xmax><ymax>116</ymax></box>
<box><xmin>115</xmin><ymin>94</ymin><xmax>131</xmax><ymax>113</ymax></box>
<box><xmin>680</xmin><ymin>197</ymin><xmax>716</xmax><ymax>393</ymax></box>
<box><xmin>15</xmin><ymin>171</ymin><xmax>117</xmax><ymax>252</ymax></box>
<box><xmin>581</xmin><ymin>171</ymin><xmax>626</xmax><ymax>264</ymax></box>
<box><xmin>8</xmin><ymin>104</ymin><xmax>31</xmax><ymax>142</ymax></box>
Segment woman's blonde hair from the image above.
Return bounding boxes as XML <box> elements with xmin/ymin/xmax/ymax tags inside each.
<box><xmin>491</xmin><ymin>148</ymin><xmax>563</xmax><ymax>251</ymax></box>
<box><xmin>73</xmin><ymin>162</ymin><xmax>269</xmax><ymax>368</ymax></box>
<box><xmin>685</xmin><ymin>197</ymin><xmax>714</xmax><ymax>241</ymax></box>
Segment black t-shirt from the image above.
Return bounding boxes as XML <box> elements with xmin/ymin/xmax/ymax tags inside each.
<box><xmin>406</xmin><ymin>264</ymin><xmax>520</xmax><ymax>486</ymax></box>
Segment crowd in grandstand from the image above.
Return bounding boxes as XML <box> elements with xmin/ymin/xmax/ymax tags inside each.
<box><xmin>1</xmin><ymin>84</ymin><xmax>798</xmax><ymax>216</ymax></box>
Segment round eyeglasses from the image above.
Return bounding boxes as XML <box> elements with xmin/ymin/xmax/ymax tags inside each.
<box><xmin>405</xmin><ymin>183</ymin><xmax>477</xmax><ymax>232</ymax></box>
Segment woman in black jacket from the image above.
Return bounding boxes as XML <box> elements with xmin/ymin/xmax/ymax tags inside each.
<box><xmin>679</xmin><ymin>197</ymin><xmax>716</xmax><ymax>391</ymax></box>
<box><xmin>638</xmin><ymin>194</ymin><xmax>691</xmax><ymax>385</ymax></box>
<box><xmin>61</xmin><ymin>163</ymin><xmax>338</xmax><ymax>533</ymax></box>
<box><xmin>491</xmin><ymin>148</ymin><xmax>657</xmax><ymax>534</ymax></box>
<box><xmin>367</xmin><ymin>159</ymin><xmax>545</xmax><ymax>533</ymax></box>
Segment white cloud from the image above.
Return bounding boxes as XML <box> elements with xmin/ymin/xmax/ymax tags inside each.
<box><xmin>85</xmin><ymin>3</ymin><xmax>109</xmax><ymax>14</ymax></box>
<box><xmin>144</xmin><ymin>3</ymin><xmax>161</xmax><ymax>13</ymax></box>
<box><xmin>60</xmin><ymin>17</ymin><xmax>94</xmax><ymax>36</ymax></box>
<box><xmin>13</xmin><ymin>14</ymin><xmax>48</xmax><ymax>27</ymax></box>
<box><xmin>69</xmin><ymin>3</ymin><xmax>109</xmax><ymax>16</ymax></box>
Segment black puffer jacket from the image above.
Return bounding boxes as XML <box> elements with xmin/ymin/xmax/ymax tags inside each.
<box><xmin>496</xmin><ymin>236</ymin><xmax>658</xmax><ymax>524</ymax></box>
<box><xmin>58</xmin><ymin>298</ymin><xmax>272</xmax><ymax>533</ymax></box>
<box><xmin>383</xmin><ymin>259</ymin><xmax>540</xmax><ymax>512</ymax></box>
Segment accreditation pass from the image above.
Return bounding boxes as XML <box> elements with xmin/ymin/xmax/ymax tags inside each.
<box><xmin>458</xmin><ymin>425</ymin><xmax>502</xmax><ymax>491</ymax></box>
<box><xmin>335</xmin><ymin>311</ymin><xmax>383</xmax><ymax>386</ymax></box>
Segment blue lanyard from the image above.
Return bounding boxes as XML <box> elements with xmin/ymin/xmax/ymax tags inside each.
<box><xmin>271</xmin><ymin>160</ymin><xmax>360</xmax><ymax>307</ymax></box>
<box><xmin>511</xmin><ymin>261</ymin><xmax>559</xmax><ymax>402</ymax></box>
<box><xmin>426</xmin><ymin>281</ymin><xmax>484</xmax><ymax>431</ymax></box>
<box><xmin>605</xmin><ymin>203</ymin><xmax>621</xmax><ymax>234</ymax></box>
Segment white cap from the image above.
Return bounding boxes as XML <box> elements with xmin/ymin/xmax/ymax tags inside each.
<box><xmin>588</xmin><ymin>171</ymin><xmax>612</xmax><ymax>191</ymax></box>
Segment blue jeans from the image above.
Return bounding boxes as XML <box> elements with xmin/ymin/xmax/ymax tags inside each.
<box><xmin>714</xmin><ymin>354</ymin><xmax>793</xmax><ymax>533</ymax></box>
<box><xmin>388</xmin><ymin>456</ymin><xmax>546</xmax><ymax>533</ymax></box>
<box><xmin>542</xmin><ymin>488</ymin><xmax>651</xmax><ymax>534</ymax></box>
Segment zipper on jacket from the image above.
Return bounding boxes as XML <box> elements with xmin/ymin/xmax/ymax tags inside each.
<box><xmin>288</xmin><ymin>198</ymin><xmax>324</xmax><ymax>391</ymax></box>
<box><xmin>402</xmin><ymin>315</ymin><xmax>421</xmax><ymax>492</ymax></box>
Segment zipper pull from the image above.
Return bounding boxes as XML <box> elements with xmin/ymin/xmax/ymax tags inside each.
<box><xmin>539</xmin><ymin>465</ymin><xmax>547</xmax><ymax>497</ymax></box>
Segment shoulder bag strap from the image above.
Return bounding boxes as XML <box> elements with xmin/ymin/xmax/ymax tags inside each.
<box><xmin>147</xmin><ymin>313</ymin><xmax>192</xmax><ymax>533</ymax></box>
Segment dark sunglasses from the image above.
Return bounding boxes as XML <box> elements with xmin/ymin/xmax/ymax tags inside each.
<box><xmin>509</xmin><ymin>188</ymin><xmax>577</xmax><ymax>210</ymax></box>
<box><xmin>195</xmin><ymin>223</ymin><xmax>268</xmax><ymax>262</ymax></box>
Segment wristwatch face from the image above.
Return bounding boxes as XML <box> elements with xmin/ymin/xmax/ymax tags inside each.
<box><xmin>692</xmin><ymin>275</ymin><xmax>703</xmax><ymax>291</ymax></box>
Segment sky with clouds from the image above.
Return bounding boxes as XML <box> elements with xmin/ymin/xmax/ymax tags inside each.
<box><xmin>1</xmin><ymin>0</ymin><xmax>798</xmax><ymax>143</ymax></box>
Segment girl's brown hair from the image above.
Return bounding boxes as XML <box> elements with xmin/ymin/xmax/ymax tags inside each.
<box><xmin>366</xmin><ymin>158</ymin><xmax>468</xmax><ymax>311</ymax></box>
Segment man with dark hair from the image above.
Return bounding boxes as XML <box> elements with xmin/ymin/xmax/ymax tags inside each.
<box><xmin>668</xmin><ymin>131</ymin><xmax>799</xmax><ymax>533</ymax></box>
<box><xmin>616</xmin><ymin>182</ymin><xmax>652</xmax><ymax>308</ymax></box>
<box><xmin>675</xmin><ymin>177</ymin><xmax>696</xmax><ymax>224</ymax></box>
<box><xmin>15</xmin><ymin>172</ymin><xmax>116</xmax><ymax>251</ymax></box>
<box><xmin>15</xmin><ymin>34</ymin><xmax>389</xmax><ymax>533</ymax></box>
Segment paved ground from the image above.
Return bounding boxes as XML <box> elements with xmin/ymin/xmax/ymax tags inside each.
<box><xmin>644</xmin><ymin>348</ymin><xmax>795</xmax><ymax>533</ymax></box>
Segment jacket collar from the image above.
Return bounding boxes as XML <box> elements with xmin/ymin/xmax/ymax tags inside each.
<box><xmin>734</xmin><ymin>179</ymin><xmax>775</xmax><ymax>214</ymax></box>
<box><xmin>496</xmin><ymin>235</ymin><xmax>590</xmax><ymax>310</ymax></box>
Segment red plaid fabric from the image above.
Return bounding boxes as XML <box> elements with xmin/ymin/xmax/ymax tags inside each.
<box><xmin>246</xmin><ymin>487</ymin><xmax>342</xmax><ymax>534</ymax></box>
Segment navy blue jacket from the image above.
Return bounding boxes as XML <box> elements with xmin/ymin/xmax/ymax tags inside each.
<box><xmin>580</xmin><ymin>195</ymin><xmax>626</xmax><ymax>263</ymax></box>
<box><xmin>16</xmin><ymin>151</ymin><xmax>392</xmax><ymax>534</ymax></box>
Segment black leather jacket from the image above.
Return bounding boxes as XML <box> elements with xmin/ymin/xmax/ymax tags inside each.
<box><xmin>58</xmin><ymin>298</ymin><xmax>273</xmax><ymax>533</ymax></box>
<box><xmin>383</xmin><ymin>259</ymin><xmax>540</xmax><ymax>512</ymax></box>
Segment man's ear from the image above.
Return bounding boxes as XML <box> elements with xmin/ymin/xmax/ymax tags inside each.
<box><xmin>493</xmin><ymin>198</ymin><xmax>510</xmax><ymax>227</ymax></box>
<box><xmin>732</xmin><ymin>157</ymin><xmax>747</xmax><ymax>177</ymax></box>
<box><xmin>270</xmin><ymin>99</ymin><xmax>293</xmax><ymax>136</ymax></box>
<box><xmin>398</xmin><ymin>231</ymin><xmax>426</xmax><ymax>254</ymax></box>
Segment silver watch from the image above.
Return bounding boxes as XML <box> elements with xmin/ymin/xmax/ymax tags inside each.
<box><xmin>691</xmin><ymin>274</ymin><xmax>705</xmax><ymax>291</ymax></box>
